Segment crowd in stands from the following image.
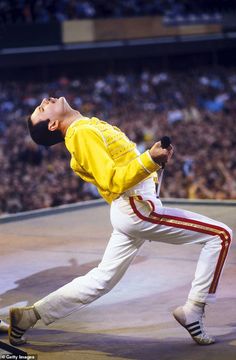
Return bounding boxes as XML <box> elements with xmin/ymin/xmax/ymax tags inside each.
<box><xmin>0</xmin><ymin>0</ymin><xmax>234</xmax><ymax>24</ymax></box>
<box><xmin>0</xmin><ymin>66</ymin><xmax>236</xmax><ymax>214</ymax></box>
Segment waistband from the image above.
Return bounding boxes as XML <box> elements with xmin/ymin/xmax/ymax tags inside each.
<box><xmin>120</xmin><ymin>178</ymin><xmax>156</xmax><ymax>199</ymax></box>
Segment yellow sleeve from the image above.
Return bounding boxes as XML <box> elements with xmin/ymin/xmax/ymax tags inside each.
<box><xmin>72</xmin><ymin>126</ymin><xmax>160</xmax><ymax>194</ymax></box>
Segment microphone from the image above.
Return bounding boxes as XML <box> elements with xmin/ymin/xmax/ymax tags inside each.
<box><xmin>160</xmin><ymin>136</ymin><xmax>171</xmax><ymax>168</ymax></box>
<box><xmin>156</xmin><ymin>136</ymin><xmax>171</xmax><ymax>198</ymax></box>
<box><xmin>161</xmin><ymin>136</ymin><xmax>171</xmax><ymax>149</ymax></box>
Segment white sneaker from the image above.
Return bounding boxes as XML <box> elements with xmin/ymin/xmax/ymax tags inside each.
<box><xmin>0</xmin><ymin>319</ymin><xmax>9</xmax><ymax>333</ymax></box>
<box><xmin>9</xmin><ymin>306</ymin><xmax>38</xmax><ymax>346</ymax></box>
<box><xmin>173</xmin><ymin>306</ymin><xmax>215</xmax><ymax>345</ymax></box>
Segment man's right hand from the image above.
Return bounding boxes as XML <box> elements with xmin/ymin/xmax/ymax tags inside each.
<box><xmin>149</xmin><ymin>141</ymin><xmax>174</xmax><ymax>166</ymax></box>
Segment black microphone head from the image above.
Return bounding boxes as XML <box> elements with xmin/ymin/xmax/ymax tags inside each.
<box><xmin>161</xmin><ymin>136</ymin><xmax>171</xmax><ymax>149</ymax></box>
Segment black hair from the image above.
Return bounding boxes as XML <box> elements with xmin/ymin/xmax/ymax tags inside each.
<box><xmin>27</xmin><ymin>116</ymin><xmax>64</xmax><ymax>147</ymax></box>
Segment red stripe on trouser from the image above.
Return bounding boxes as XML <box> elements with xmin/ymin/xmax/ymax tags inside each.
<box><xmin>129</xmin><ymin>196</ymin><xmax>231</xmax><ymax>294</ymax></box>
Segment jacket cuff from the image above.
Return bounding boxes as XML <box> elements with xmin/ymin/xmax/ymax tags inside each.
<box><xmin>138</xmin><ymin>151</ymin><xmax>161</xmax><ymax>173</ymax></box>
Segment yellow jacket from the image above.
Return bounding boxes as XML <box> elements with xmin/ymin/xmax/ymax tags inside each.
<box><xmin>65</xmin><ymin>117</ymin><xmax>160</xmax><ymax>203</ymax></box>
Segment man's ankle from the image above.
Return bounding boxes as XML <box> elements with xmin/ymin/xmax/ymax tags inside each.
<box><xmin>33</xmin><ymin>306</ymin><xmax>41</xmax><ymax>320</ymax></box>
<box><xmin>184</xmin><ymin>299</ymin><xmax>205</xmax><ymax>316</ymax></box>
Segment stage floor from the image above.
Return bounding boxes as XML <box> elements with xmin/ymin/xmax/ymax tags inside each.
<box><xmin>0</xmin><ymin>202</ymin><xmax>236</xmax><ymax>360</ymax></box>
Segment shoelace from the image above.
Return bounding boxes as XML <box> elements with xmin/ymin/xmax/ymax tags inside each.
<box><xmin>193</xmin><ymin>313</ymin><xmax>214</xmax><ymax>344</ymax></box>
<box><xmin>197</xmin><ymin>316</ymin><xmax>208</xmax><ymax>339</ymax></box>
<box><xmin>185</xmin><ymin>309</ymin><xmax>213</xmax><ymax>343</ymax></box>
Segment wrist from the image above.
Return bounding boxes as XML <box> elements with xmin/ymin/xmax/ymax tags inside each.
<box><xmin>148</xmin><ymin>150</ymin><xmax>162</xmax><ymax>166</ymax></box>
<box><xmin>147</xmin><ymin>150</ymin><xmax>162</xmax><ymax>169</ymax></box>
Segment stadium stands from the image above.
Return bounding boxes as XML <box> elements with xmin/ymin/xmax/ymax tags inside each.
<box><xmin>0</xmin><ymin>0</ymin><xmax>235</xmax><ymax>24</ymax></box>
<box><xmin>0</xmin><ymin>67</ymin><xmax>236</xmax><ymax>214</ymax></box>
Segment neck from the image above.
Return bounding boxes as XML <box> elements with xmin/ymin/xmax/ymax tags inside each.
<box><xmin>60</xmin><ymin>109</ymin><xmax>84</xmax><ymax>136</ymax></box>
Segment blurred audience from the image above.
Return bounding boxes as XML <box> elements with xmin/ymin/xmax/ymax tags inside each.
<box><xmin>0</xmin><ymin>66</ymin><xmax>236</xmax><ymax>214</ymax></box>
<box><xmin>0</xmin><ymin>0</ymin><xmax>234</xmax><ymax>24</ymax></box>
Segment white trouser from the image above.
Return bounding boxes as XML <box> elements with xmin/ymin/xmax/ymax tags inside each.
<box><xmin>35</xmin><ymin>179</ymin><xmax>232</xmax><ymax>325</ymax></box>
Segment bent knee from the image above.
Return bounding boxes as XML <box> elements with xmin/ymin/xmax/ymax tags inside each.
<box><xmin>213</xmin><ymin>219</ymin><xmax>232</xmax><ymax>242</ymax></box>
<box><xmin>222</xmin><ymin>224</ymin><xmax>233</xmax><ymax>243</ymax></box>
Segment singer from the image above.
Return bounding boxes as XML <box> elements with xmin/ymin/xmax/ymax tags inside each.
<box><xmin>9</xmin><ymin>97</ymin><xmax>232</xmax><ymax>347</ymax></box>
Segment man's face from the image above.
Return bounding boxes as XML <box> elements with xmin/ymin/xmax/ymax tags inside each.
<box><xmin>31</xmin><ymin>97</ymin><xmax>71</xmax><ymax>125</ymax></box>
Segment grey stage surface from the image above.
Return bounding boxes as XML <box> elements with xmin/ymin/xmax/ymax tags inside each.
<box><xmin>0</xmin><ymin>201</ymin><xmax>236</xmax><ymax>360</ymax></box>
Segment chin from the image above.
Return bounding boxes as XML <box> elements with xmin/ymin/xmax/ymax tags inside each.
<box><xmin>60</xmin><ymin>97</ymin><xmax>71</xmax><ymax>113</ymax></box>
<box><xmin>58</xmin><ymin>97</ymin><xmax>67</xmax><ymax>114</ymax></box>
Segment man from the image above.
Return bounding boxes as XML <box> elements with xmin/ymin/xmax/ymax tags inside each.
<box><xmin>9</xmin><ymin>97</ymin><xmax>232</xmax><ymax>346</ymax></box>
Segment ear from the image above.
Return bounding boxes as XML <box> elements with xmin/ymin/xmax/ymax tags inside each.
<box><xmin>48</xmin><ymin>119</ymin><xmax>59</xmax><ymax>132</ymax></box>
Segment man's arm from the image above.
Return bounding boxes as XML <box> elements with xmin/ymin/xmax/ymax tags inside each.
<box><xmin>71</xmin><ymin>127</ymin><xmax>168</xmax><ymax>195</ymax></box>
